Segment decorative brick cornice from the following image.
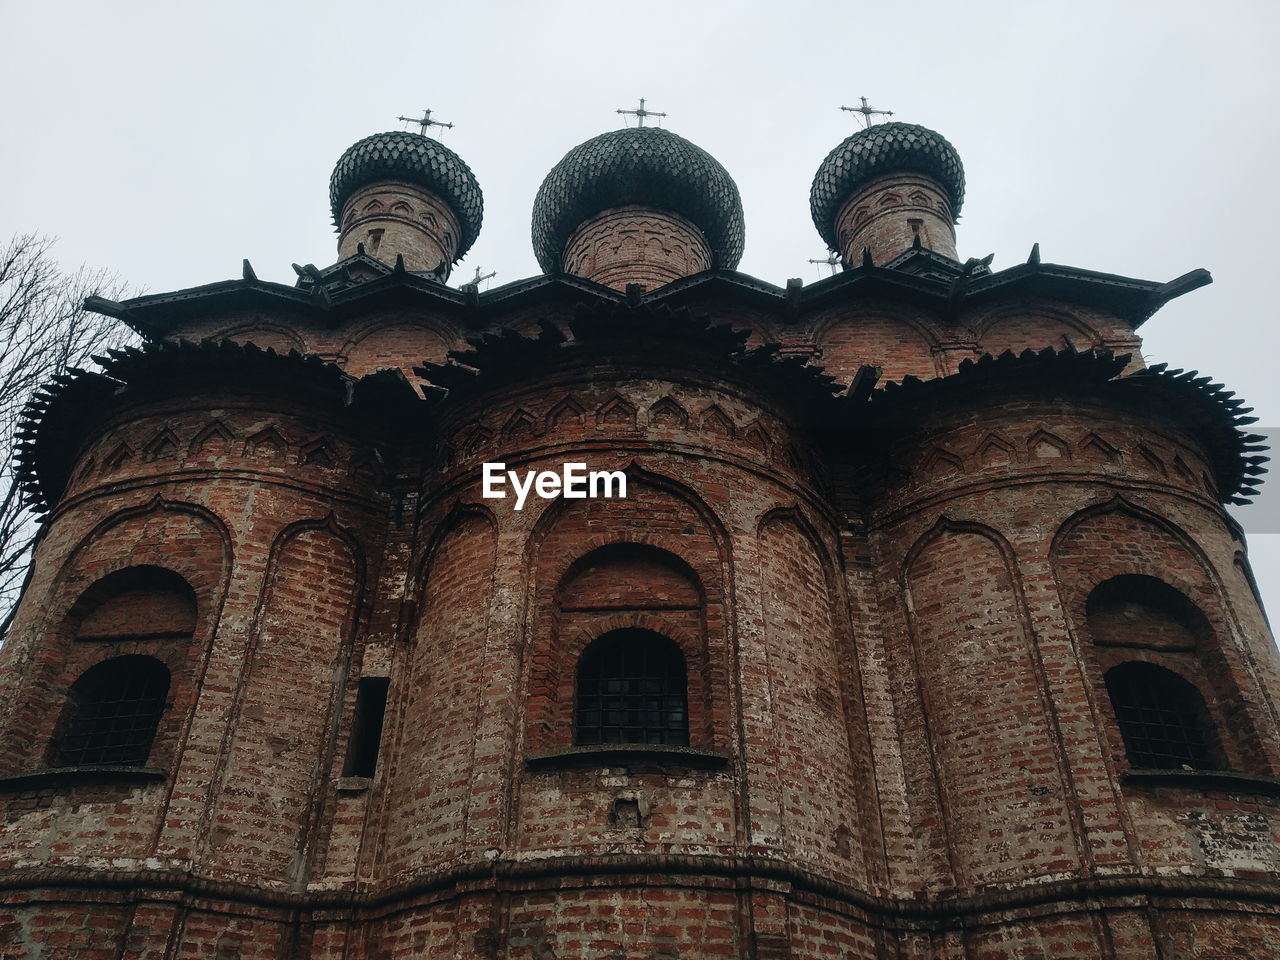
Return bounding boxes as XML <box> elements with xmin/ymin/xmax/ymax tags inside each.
<box><xmin>2</xmin><ymin>857</ymin><xmax>1278</xmax><ymax>930</ymax></box>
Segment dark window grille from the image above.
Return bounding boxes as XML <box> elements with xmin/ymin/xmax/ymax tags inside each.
<box><xmin>1105</xmin><ymin>662</ymin><xmax>1214</xmax><ymax>770</ymax></box>
<box><xmin>576</xmin><ymin>629</ymin><xmax>688</xmax><ymax>746</ymax></box>
<box><xmin>55</xmin><ymin>656</ymin><xmax>170</xmax><ymax>767</ymax></box>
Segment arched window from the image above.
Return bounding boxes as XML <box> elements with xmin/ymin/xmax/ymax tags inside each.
<box><xmin>576</xmin><ymin>629</ymin><xmax>688</xmax><ymax>746</ymax></box>
<box><xmin>1104</xmin><ymin>662</ymin><xmax>1216</xmax><ymax>770</ymax></box>
<box><xmin>54</xmin><ymin>656</ymin><xmax>170</xmax><ymax>767</ymax></box>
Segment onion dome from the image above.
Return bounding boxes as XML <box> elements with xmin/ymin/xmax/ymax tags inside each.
<box><xmin>531</xmin><ymin>127</ymin><xmax>745</xmax><ymax>274</ymax></box>
<box><xmin>329</xmin><ymin>131</ymin><xmax>483</xmax><ymax>261</ymax></box>
<box><xmin>810</xmin><ymin>122</ymin><xmax>965</xmax><ymax>250</ymax></box>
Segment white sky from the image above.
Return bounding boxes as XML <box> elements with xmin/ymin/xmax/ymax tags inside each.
<box><xmin>3</xmin><ymin>0</ymin><xmax>1278</xmax><ymax>616</ymax></box>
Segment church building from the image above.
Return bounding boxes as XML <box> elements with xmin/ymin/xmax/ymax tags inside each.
<box><xmin>0</xmin><ymin>107</ymin><xmax>1276</xmax><ymax>958</ymax></box>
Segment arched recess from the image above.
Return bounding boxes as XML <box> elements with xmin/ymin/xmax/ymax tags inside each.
<box><xmin>902</xmin><ymin>517</ymin><xmax>1075</xmax><ymax>888</ymax></box>
<box><xmin>60</xmin><ymin>497</ymin><xmax>232</xmax><ymax>602</ymax></box>
<box><xmin>339</xmin><ymin>317</ymin><xmax>458</xmax><ymax>378</ymax></box>
<box><xmin>523</xmin><ymin>470</ymin><xmax>730</xmax><ymax>755</ymax></box>
<box><xmin>972</xmin><ymin>303</ymin><xmax>1101</xmax><ymax>356</ymax></box>
<box><xmin>1233</xmin><ymin>549</ymin><xmax>1270</xmax><ymax>630</ymax></box>
<box><xmin>813</xmin><ymin>308</ymin><xmax>941</xmax><ymax>384</ymax></box>
<box><xmin>1052</xmin><ymin>500</ymin><xmax>1271</xmax><ymax>772</ymax></box>
<box><xmin>206</xmin><ymin>516</ymin><xmax>363</xmax><ymax>882</ymax></box>
<box><xmin>68</xmin><ymin>565</ymin><xmax>197</xmax><ymax>640</ymax></box>
<box><xmin>0</xmin><ymin>498</ymin><xmax>232</xmax><ymax>776</ymax></box>
<box><xmin>382</xmin><ymin>506</ymin><xmax>498</xmax><ymax>876</ymax></box>
<box><xmin>210</xmin><ymin>323</ymin><xmax>307</xmax><ymax>355</ymax></box>
<box><xmin>525</xmin><ymin>463</ymin><xmax>731</xmax><ymax>579</ymax></box>
<box><xmin>45</xmin><ymin>568</ymin><xmax>195</xmax><ymax>771</ymax></box>
<box><xmin>757</xmin><ymin>507</ymin><xmax>866</xmax><ymax>879</ymax></box>
<box><xmin>535</xmin><ymin>543</ymin><xmax>712</xmax><ymax>751</ymax></box>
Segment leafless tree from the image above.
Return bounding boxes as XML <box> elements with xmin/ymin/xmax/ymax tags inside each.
<box><xmin>0</xmin><ymin>234</ymin><xmax>137</xmax><ymax>635</ymax></box>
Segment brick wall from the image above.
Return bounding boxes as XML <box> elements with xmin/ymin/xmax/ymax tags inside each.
<box><xmin>561</xmin><ymin>205</ymin><xmax>714</xmax><ymax>291</ymax></box>
<box><xmin>833</xmin><ymin>173</ymin><xmax>958</xmax><ymax>265</ymax></box>
<box><xmin>2</xmin><ymin>283</ymin><xmax>1278</xmax><ymax>958</ymax></box>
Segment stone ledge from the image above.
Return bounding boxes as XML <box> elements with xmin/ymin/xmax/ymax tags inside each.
<box><xmin>525</xmin><ymin>743</ymin><xmax>730</xmax><ymax>770</ymax></box>
<box><xmin>0</xmin><ymin>766</ymin><xmax>166</xmax><ymax>792</ymax></box>
<box><xmin>335</xmin><ymin>776</ymin><xmax>373</xmax><ymax>793</ymax></box>
<box><xmin>1122</xmin><ymin>768</ymin><xmax>1280</xmax><ymax>797</ymax></box>
<box><xmin>1</xmin><ymin>857</ymin><xmax>1278</xmax><ymax>920</ymax></box>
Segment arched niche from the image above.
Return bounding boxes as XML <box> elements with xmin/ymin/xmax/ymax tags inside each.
<box><xmin>383</xmin><ymin>507</ymin><xmax>498</xmax><ymax>875</ymax></box>
<box><xmin>813</xmin><ymin>310</ymin><xmax>940</xmax><ymax>384</ymax></box>
<box><xmin>557</xmin><ymin>542</ymin><xmax>703</xmax><ymax>611</ymax></box>
<box><xmin>340</xmin><ymin>318</ymin><xmax>457</xmax><ymax>378</ymax></box>
<box><xmin>524</xmin><ymin>476</ymin><xmax>729</xmax><ymax>755</ymax></box>
<box><xmin>211</xmin><ymin>323</ymin><xmax>307</xmax><ymax>355</ymax></box>
<box><xmin>1053</xmin><ymin>501</ymin><xmax>1270</xmax><ymax>773</ymax></box>
<box><xmin>902</xmin><ymin>518</ymin><xmax>1074</xmax><ymax>887</ymax></box>
<box><xmin>974</xmin><ymin>305</ymin><xmax>1100</xmax><ymax>356</ymax></box>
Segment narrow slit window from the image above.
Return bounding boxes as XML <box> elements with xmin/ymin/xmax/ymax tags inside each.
<box><xmin>344</xmin><ymin>677</ymin><xmax>389</xmax><ymax>778</ymax></box>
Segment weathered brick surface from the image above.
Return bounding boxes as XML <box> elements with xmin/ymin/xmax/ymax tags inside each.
<box><xmin>562</xmin><ymin>205</ymin><xmax>714</xmax><ymax>291</ymax></box>
<box><xmin>904</xmin><ymin>525</ymin><xmax>1079</xmax><ymax>890</ymax></box>
<box><xmin>337</xmin><ymin>180</ymin><xmax>463</xmax><ymax>274</ymax></box>
<box><xmin>1</xmin><ymin>252</ymin><xmax>1278</xmax><ymax>958</ymax></box>
<box><xmin>833</xmin><ymin>173</ymin><xmax>958</xmax><ymax>264</ymax></box>
<box><xmin>204</xmin><ymin>523</ymin><xmax>361</xmax><ymax>884</ymax></box>
<box><xmin>382</xmin><ymin>510</ymin><xmax>498</xmax><ymax>876</ymax></box>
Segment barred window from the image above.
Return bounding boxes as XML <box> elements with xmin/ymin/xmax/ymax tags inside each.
<box><xmin>576</xmin><ymin>629</ymin><xmax>688</xmax><ymax>746</ymax></box>
<box><xmin>1105</xmin><ymin>662</ymin><xmax>1215</xmax><ymax>770</ymax></box>
<box><xmin>54</xmin><ymin>656</ymin><xmax>170</xmax><ymax>767</ymax></box>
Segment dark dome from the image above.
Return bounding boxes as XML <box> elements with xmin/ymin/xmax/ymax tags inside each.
<box><xmin>809</xmin><ymin>122</ymin><xmax>965</xmax><ymax>249</ymax></box>
<box><xmin>531</xmin><ymin>127</ymin><xmax>745</xmax><ymax>274</ymax></box>
<box><xmin>329</xmin><ymin>131</ymin><xmax>483</xmax><ymax>261</ymax></box>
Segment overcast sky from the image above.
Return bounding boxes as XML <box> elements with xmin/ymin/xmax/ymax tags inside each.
<box><xmin>3</xmin><ymin>1</ymin><xmax>1278</xmax><ymax>616</ymax></box>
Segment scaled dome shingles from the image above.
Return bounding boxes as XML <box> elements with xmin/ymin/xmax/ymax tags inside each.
<box><xmin>329</xmin><ymin>131</ymin><xmax>484</xmax><ymax>261</ymax></box>
<box><xmin>810</xmin><ymin>122</ymin><xmax>966</xmax><ymax>250</ymax></box>
<box><xmin>531</xmin><ymin>127</ymin><xmax>746</xmax><ymax>274</ymax></box>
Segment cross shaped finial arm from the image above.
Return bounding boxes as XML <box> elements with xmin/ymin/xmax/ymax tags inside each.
<box><xmin>397</xmin><ymin>108</ymin><xmax>454</xmax><ymax>136</ymax></box>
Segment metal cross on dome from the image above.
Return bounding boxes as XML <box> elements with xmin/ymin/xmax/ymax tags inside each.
<box><xmin>840</xmin><ymin>96</ymin><xmax>894</xmax><ymax>129</ymax></box>
<box><xmin>809</xmin><ymin>252</ymin><xmax>841</xmax><ymax>276</ymax></box>
<box><xmin>617</xmin><ymin>98</ymin><xmax>667</xmax><ymax>128</ymax></box>
<box><xmin>397</xmin><ymin>108</ymin><xmax>454</xmax><ymax>136</ymax></box>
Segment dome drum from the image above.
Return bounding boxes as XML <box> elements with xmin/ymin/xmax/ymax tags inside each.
<box><xmin>336</xmin><ymin>181</ymin><xmax>464</xmax><ymax>274</ymax></box>
<box><xmin>562</xmin><ymin>205</ymin><xmax>714</xmax><ymax>291</ymax></box>
<box><xmin>833</xmin><ymin>172</ymin><xmax>958</xmax><ymax>266</ymax></box>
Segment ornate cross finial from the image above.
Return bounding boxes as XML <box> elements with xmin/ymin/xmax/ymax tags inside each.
<box><xmin>840</xmin><ymin>96</ymin><xmax>894</xmax><ymax>129</ymax></box>
<box><xmin>808</xmin><ymin>252</ymin><xmax>841</xmax><ymax>276</ymax></box>
<box><xmin>617</xmin><ymin>98</ymin><xmax>667</xmax><ymax>128</ymax></box>
<box><xmin>397</xmin><ymin>108</ymin><xmax>454</xmax><ymax>136</ymax></box>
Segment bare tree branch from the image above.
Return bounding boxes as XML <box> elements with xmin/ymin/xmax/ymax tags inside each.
<box><xmin>0</xmin><ymin>234</ymin><xmax>139</xmax><ymax>638</ymax></box>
